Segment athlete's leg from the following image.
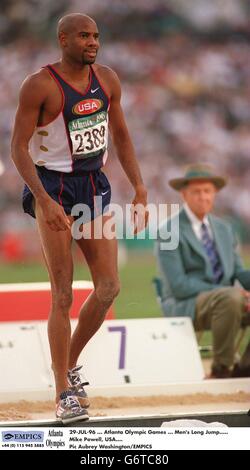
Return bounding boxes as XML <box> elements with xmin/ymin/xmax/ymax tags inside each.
<box><xmin>69</xmin><ymin>215</ymin><xmax>120</xmax><ymax>369</ymax></box>
<box><xmin>35</xmin><ymin>203</ymin><xmax>74</xmax><ymax>402</ymax></box>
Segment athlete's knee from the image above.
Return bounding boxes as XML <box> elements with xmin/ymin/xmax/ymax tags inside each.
<box><xmin>52</xmin><ymin>288</ymin><xmax>73</xmax><ymax>313</ymax></box>
<box><xmin>96</xmin><ymin>279</ymin><xmax>120</xmax><ymax>306</ymax></box>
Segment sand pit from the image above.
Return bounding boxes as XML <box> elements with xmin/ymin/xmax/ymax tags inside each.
<box><xmin>0</xmin><ymin>392</ymin><xmax>249</xmax><ymax>422</ymax></box>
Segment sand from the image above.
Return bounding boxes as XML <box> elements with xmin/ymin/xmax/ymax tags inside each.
<box><xmin>0</xmin><ymin>392</ymin><xmax>249</xmax><ymax>422</ymax></box>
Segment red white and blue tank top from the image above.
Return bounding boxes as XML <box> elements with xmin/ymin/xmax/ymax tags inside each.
<box><xmin>29</xmin><ymin>64</ymin><xmax>110</xmax><ymax>173</ymax></box>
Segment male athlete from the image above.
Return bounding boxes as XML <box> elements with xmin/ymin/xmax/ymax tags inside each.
<box><xmin>11</xmin><ymin>13</ymin><xmax>147</xmax><ymax>423</ymax></box>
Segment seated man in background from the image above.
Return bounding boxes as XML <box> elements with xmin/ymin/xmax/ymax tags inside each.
<box><xmin>155</xmin><ymin>163</ymin><xmax>250</xmax><ymax>378</ymax></box>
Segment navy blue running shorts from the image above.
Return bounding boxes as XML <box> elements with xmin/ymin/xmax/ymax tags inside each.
<box><xmin>22</xmin><ymin>165</ymin><xmax>111</xmax><ymax>221</ymax></box>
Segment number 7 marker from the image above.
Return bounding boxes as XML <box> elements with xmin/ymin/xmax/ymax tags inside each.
<box><xmin>108</xmin><ymin>326</ymin><xmax>126</xmax><ymax>369</ymax></box>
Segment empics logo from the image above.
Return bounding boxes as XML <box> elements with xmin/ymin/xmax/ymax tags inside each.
<box><xmin>3</xmin><ymin>433</ymin><xmax>14</xmax><ymax>440</ymax></box>
<box><xmin>73</xmin><ymin>99</ymin><xmax>103</xmax><ymax>115</ymax></box>
<box><xmin>2</xmin><ymin>431</ymin><xmax>44</xmax><ymax>442</ymax></box>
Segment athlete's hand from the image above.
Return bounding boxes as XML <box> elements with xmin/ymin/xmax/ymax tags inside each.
<box><xmin>37</xmin><ymin>197</ymin><xmax>71</xmax><ymax>232</ymax></box>
<box><xmin>131</xmin><ymin>185</ymin><xmax>148</xmax><ymax>234</ymax></box>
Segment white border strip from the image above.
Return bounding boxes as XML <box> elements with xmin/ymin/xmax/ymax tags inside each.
<box><xmin>0</xmin><ymin>281</ymin><xmax>93</xmax><ymax>292</ymax></box>
<box><xmin>87</xmin><ymin>379</ymin><xmax>250</xmax><ymax>397</ymax></box>
<box><xmin>0</xmin><ymin>379</ymin><xmax>249</xmax><ymax>403</ymax></box>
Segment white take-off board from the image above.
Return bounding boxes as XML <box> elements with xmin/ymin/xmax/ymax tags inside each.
<box><xmin>0</xmin><ymin>317</ymin><xmax>204</xmax><ymax>396</ymax></box>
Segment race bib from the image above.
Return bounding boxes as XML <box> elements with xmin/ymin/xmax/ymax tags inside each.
<box><xmin>69</xmin><ymin>111</ymin><xmax>108</xmax><ymax>159</ymax></box>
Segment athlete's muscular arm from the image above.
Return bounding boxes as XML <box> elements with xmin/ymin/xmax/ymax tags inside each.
<box><xmin>11</xmin><ymin>73</ymin><xmax>70</xmax><ymax>231</ymax></box>
<box><xmin>99</xmin><ymin>67</ymin><xmax>148</xmax><ymax>233</ymax></box>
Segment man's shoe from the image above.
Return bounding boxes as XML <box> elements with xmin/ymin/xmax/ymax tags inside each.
<box><xmin>210</xmin><ymin>364</ymin><xmax>231</xmax><ymax>379</ymax></box>
<box><xmin>231</xmin><ymin>340</ymin><xmax>250</xmax><ymax>377</ymax></box>
<box><xmin>56</xmin><ymin>390</ymin><xmax>89</xmax><ymax>424</ymax></box>
<box><xmin>68</xmin><ymin>365</ymin><xmax>90</xmax><ymax>408</ymax></box>
<box><xmin>231</xmin><ymin>364</ymin><xmax>250</xmax><ymax>378</ymax></box>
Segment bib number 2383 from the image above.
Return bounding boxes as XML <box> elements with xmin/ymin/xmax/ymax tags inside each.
<box><xmin>69</xmin><ymin>112</ymin><xmax>108</xmax><ymax>159</ymax></box>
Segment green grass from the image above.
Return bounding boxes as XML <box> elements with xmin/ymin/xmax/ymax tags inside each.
<box><xmin>115</xmin><ymin>253</ymin><xmax>161</xmax><ymax>319</ymax></box>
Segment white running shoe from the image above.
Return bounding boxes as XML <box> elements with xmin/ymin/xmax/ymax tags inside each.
<box><xmin>68</xmin><ymin>365</ymin><xmax>90</xmax><ymax>408</ymax></box>
<box><xmin>56</xmin><ymin>390</ymin><xmax>89</xmax><ymax>424</ymax></box>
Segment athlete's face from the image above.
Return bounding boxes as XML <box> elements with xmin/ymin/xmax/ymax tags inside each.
<box><xmin>60</xmin><ymin>21</ymin><xmax>100</xmax><ymax>65</ymax></box>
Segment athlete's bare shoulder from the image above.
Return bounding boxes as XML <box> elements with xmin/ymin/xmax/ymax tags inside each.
<box><xmin>92</xmin><ymin>64</ymin><xmax>121</xmax><ymax>99</ymax></box>
<box><xmin>94</xmin><ymin>64</ymin><xmax>119</xmax><ymax>81</ymax></box>
<box><xmin>19</xmin><ymin>67</ymin><xmax>55</xmax><ymax>103</ymax></box>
